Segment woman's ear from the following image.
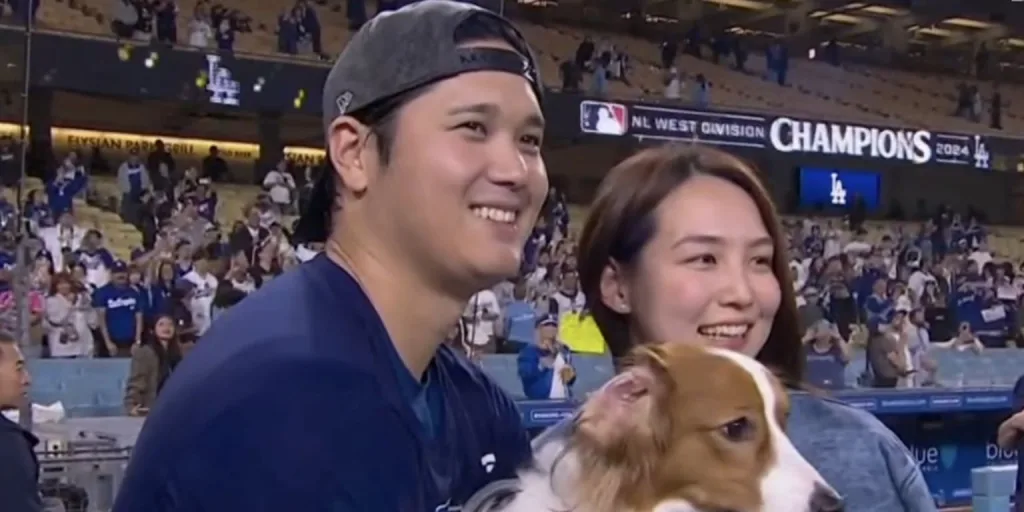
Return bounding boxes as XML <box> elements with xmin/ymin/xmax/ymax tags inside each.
<box><xmin>599</xmin><ymin>261</ymin><xmax>631</xmax><ymax>314</ymax></box>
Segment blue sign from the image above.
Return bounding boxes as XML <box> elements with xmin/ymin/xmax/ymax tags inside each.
<box><xmin>799</xmin><ymin>167</ymin><xmax>881</xmax><ymax>210</ymax></box>
<box><xmin>585</xmin><ymin>100</ymin><xmax>993</xmax><ymax>168</ymax></box>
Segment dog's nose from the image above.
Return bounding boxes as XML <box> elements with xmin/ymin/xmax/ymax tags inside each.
<box><xmin>809</xmin><ymin>483</ymin><xmax>843</xmax><ymax>512</ymax></box>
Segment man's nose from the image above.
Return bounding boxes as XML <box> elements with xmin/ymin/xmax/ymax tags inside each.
<box><xmin>809</xmin><ymin>483</ymin><xmax>843</xmax><ymax>512</ymax></box>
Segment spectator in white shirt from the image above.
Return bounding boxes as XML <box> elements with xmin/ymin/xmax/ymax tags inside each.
<box><xmin>464</xmin><ymin>288</ymin><xmax>500</xmax><ymax>355</ymax></box>
<box><xmin>39</xmin><ymin>211</ymin><xmax>86</xmax><ymax>270</ymax></box>
<box><xmin>187</xmin><ymin>9</ymin><xmax>213</xmax><ymax>48</ymax></box>
<box><xmin>181</xmin><ymin>248</ymin><xmax>219</xmax><ymax>336</ymax></box>
<box><xmin>262</xmin><ymin>160</ymin><xmax>297</xmax><ymax>214</ymax></box>
<box><xmin>968</xmin><ymin>239</ymin><xmax>993</xmax><ymax>269</ymax></box>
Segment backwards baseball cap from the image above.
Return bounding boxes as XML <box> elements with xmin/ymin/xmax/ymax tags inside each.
<box><xmin>295</xmin><ymin>0</ymin><xmax>542</xmax><ymax>244</ymax></box>
<box><xmin>536</xmin><ymin>313</ymin><xmax>558</xmax><ymax>328</ymax></box>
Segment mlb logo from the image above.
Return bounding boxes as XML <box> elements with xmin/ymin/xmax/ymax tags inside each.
<box><xmin>580</xmin><ymin>100</ymin><xmax>628</xmax><ymax>136</ymax></box>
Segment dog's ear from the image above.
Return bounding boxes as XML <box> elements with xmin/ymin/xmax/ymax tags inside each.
<box><xmin>575</xmin><ymin>365</ymin><xmax>659</xmax><ymax>450</ymax></box>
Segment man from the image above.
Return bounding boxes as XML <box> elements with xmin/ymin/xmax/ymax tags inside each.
<box><xmin>0</xmin><ymin>333</ymin><xmax>42</xmax><ymax>512</ymax></box>
<box><xmin>998</xmin><ymin>373</ymin><xmax>1024</xmax><ymax>511</ymax></box>
<box><xmin>92</xmin><ymin>261</ymin><xmax>144</xmax><ymax>358</ymax></box>
<box><xmin>227</xmin><ymin>204</ymin><xmax>268</xmax><ymax>264</ymax></box>
<box><xmin>114</xmin><ymin>2</ymin><xmax>548</xmax><ymax>510</ymax></box>
<box><xmin>517</xmin><ymin>314</ymin><xmax>575</xmax><ymax>400</ymax></box>
<box><xmin>181</xmin><ymin>248</ymin><xmax>218</xmax><ymax>336</ymax></box>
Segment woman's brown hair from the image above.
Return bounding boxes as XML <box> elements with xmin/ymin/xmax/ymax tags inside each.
<box><xmin>576</xmin><ymin>144</ymin><xmax>804</xmax><ymax>386</ymax></box>
<box><xmin>48</xmin><ymin>271</ymin><xmax>80</xmax><ymax>296</ymax></box>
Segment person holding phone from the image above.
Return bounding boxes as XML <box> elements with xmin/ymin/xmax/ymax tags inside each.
<box><xmin>465</xmin><ymin>286</ymin><xmax>501</xmax><ymax>355</ymax></box>
<box><xmin>802</xmin><ymin>319</ymin><xmax>851</xmax><ymax>390</ymax></box>
<box><xmin>517</xmin><ymin>314</ymin><xmax>575</xmax><ymax>400</ymax></box>
<box><xmin>124</xmin><ymin>314</ymin><xmax>183</xmax><ymax>417</ymax></box>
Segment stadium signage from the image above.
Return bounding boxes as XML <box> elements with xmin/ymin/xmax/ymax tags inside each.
<box><xmin>768</xmin><ymin>118</ymin><xmax>932</xmax><ymax>164</ymax></box>
<box><xmin>578</xmin><ymin>100</ymin><xmax>991</xmax><ymax>168</ymax></box>
<box><xmin>206</xmin><ymin>54</ymin><xmax>241</xmax><ymax>107</ymax></box>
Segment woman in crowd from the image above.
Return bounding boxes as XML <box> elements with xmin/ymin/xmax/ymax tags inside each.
<box><xmin>147</xmin><ymin>259</ymin><xmax>177</xmax><ymax>318</ymax></box>
<box><xmin>128</xmin><ymin>264</ymin><xmax>152</xmax><ymax>321</ymax></box>
<box><xmin>44</xmin><ymin>272</ymin><xmax>94</xmax><ymax>358</ymax></box>
<box><xmin>167</xmin><ymin>280</ymin><xmax>198</xmax><ymax>346</ymax></box>
<box><xmin>124</xmin><ymin>314</ymin><xmax>183</xmax><ymax>416</ymax></box>
<box><xmin>560</xmin><ymin>145</ymin><xmax>935</xmax><ymax>510</ymax></box>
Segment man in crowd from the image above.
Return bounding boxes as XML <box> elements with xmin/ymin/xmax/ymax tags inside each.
<box><xmin>0</xmin><ymin>333</ymin><xmax>41</xmax><ymax>512</ymax></box>
<box><xmin>93</xmin><ymin>261</ymin><xmax>144</xmax><ymax>357</ymax></box>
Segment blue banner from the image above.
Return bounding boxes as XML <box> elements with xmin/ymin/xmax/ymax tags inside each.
<box><xmin>578</xmin><ymin>99</ymin><xmax>994</xmax><ymax>169</ymax></box>
<box><xmin>799</xmin><ymin>167</ymin><xmax>881</xmax><ymax>210</ymax></box>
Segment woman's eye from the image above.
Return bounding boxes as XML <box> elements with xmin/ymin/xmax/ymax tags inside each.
<box><xmin>684</xmin><ymin>254</ymin><xmax>717</xmax><ymax>267</ymax></box>
<box><xmin>752</xmin><ymin>256</ymin><xmax>773</xmax><ymax>268</ymax></box>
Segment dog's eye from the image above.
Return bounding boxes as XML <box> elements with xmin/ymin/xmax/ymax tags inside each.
<box><xmin>720</xmin><ymin>417</ymin><xmax>755</xmax><ymax>442</ymax></box>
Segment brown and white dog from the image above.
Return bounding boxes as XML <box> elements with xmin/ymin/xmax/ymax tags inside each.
<box><xmin>502</xmin><ymin>344</ymin><xmax>844</xmax><ymax>512</ymax></box>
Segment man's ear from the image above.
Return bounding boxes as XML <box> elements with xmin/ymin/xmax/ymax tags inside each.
<box><xmin>327</xmin><ymin>116</ymin><xmax>372</xmax><ymax>194</ymax></box>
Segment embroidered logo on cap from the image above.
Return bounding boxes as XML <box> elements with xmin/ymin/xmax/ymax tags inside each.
<box><xmin>336</xmin><ymin>91</ymin><xmax>354</xmax><ymax>116</ymax></box>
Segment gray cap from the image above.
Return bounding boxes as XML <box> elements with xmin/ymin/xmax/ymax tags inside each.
<box><xmin>298</xmin><ymin>0</ymin><xmax>543</xmax><ymax>243</ymax></box>
<box><xmin>320</xmin><ymin>0</ymin><xmax>542</xmax><ymax>132</ymax></box>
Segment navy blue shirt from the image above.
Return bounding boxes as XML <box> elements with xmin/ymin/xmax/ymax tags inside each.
<box><xmin>0</xmin><ymin>251</ymin><xmax>14</xmax><ymax>293</ymax></box>
<box><xmin>113</xmin><ymin>254</ymin><xmax>532</xmax><ymax>511</ymax></box>
<box><xmin>1013</xmin><ymin>374</ymin><xmax>1024</xmax><ymax>497</ymax></box>
<box><xmin>92</xmin><ymin>284</ymin><xmax>143</xmax><ymax>343</ymax></box>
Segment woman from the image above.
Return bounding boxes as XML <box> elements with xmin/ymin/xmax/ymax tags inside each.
<box><xmin>561</xmin><ymin>145</ymin><xmax>935</xmax><ymax>510</ymax></box>
<box><xmin>124</xmin><ymin>314</ymin><xmax>182</xmax><ymax>416</ymax></box>
<box><xmin>44</xmin><ymin>272</ymin><xmax>93</xmax><ymax>358</ymax></box>
<box><xmin>147</xmin><ymin>259</ymin><xmax>177</xmax><ymax>318</ymax></box>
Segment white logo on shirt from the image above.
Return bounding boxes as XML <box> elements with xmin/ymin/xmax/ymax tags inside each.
<box><xmin>480</xmin><ymin>453</ymin><xmax>496</xmax><ymax>473</ymax></box>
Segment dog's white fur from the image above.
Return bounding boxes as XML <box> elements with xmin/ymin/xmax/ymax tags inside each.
<box><xmin>500</xmin><ymin>347</ymin><xmax>835</xmax><ymax>512</ymax></box>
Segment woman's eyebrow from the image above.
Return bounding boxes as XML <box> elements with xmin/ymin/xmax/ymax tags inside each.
<box><xmin>671</xmin><ymin>234</ymin><xmax>774</xmax><ymax>249</ymax></box>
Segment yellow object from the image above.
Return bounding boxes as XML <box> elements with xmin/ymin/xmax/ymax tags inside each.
<box><xmin>558</xmin><ymin>312</ymin><xmax>606</xmax><ymax>354</ymax></box>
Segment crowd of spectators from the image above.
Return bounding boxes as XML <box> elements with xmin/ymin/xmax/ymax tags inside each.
<box><xmin>0</xmin><ymin>141</ymin><xmax>328</xmax><ymax>412</ymax></box>
<box><xmin>786</xmin><ymin>210</ymin><xmax>1023</xmax><ymax>391</ymax></box>
<box><xmin>1</xmin><ymin>132</ymin><xmax>1020</xmax><ymax>413</ymax></box>
<box><xmin>111</xmin><ymin>0</ymin><xmax>253</xmax><ymax>52</ymax></box>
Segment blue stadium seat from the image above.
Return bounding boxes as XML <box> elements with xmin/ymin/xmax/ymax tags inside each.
<box><xmin>28</xmin><ymin>359</ymin><xmax>131</xmax><ymax>417</ymax></box>
<box><xmin>479</xmin><ymin>355</ymin><xmax>524</xmax><ymax>398</ymax></box>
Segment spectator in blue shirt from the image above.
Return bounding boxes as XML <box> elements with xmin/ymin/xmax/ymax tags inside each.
<box><xmin>518</xmin><ymin>313</ymin><xmax>575</xmax><ymax>400</ymax></box>
<box><xmin>93</xmin><ymin>261</ymin><xmax>144</xmax><ymax>358</ymax></box>
<box><xmin>802</xmin><ymin>319</ymin><xmax>851</xmax><ymax>390</ymax></box>
<box><xmin>500</xmin><ymin>281</ymin><xmax>537</xmax><ymax>353</ymax></box>
<box><xmin>46</xmin><ymin>153</ymin><xmax>87</xmax><ymax>216</ymax></box>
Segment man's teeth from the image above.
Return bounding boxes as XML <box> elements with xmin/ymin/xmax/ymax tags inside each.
<box><xmin>471</xmin><ymin>207</ymin><xmax>517</xmax><ymax>224</ymax></box>
<box><xmin>698</xmin><ymin>324</ymin><xmax>750</xmax><ymax>338</ymax></box>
